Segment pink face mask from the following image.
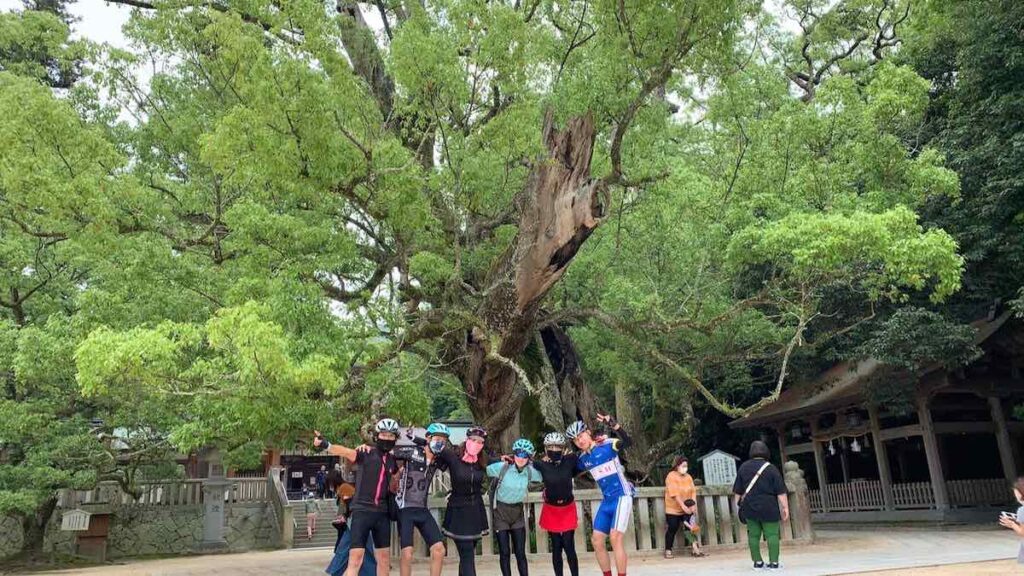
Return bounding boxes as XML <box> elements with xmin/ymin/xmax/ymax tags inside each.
<box><xmin>465</xmin><ymin>439</ymin><xmax>484</xmax><ymax>456</ymax></box>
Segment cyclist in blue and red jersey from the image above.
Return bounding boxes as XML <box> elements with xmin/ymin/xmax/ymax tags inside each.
<box><xmin>566</xmin><ymin>413</ymin><xmax>634</xmax><ymax>576</ymax></box>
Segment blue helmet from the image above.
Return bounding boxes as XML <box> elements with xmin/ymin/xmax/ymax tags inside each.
<box><xmin>426</xmin><ymin>422</ymin><xmax>451</xmax><ymax>437</ymax></box>
<box><xmin>512</xmin><ymin>438</ymin><xmax>536</xmax><ymax>456</ymax></box>
<box><xmin>565</xmin><ymin>421</ymin><xmax>588</xmax><ymax>439</ymax></box>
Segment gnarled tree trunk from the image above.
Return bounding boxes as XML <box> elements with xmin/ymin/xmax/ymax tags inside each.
<box><xmin>19</xmin><ymin>496</ymin><xmax>57</xmax><ymax>560</ymax></box>
<box><xmin>456</xmin><ymin>112</ymin><xmax>607</xmax><ymax>448</ymax></box>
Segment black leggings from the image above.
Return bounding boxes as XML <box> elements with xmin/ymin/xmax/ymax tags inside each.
<box><xmin>665</xmin><ymin>514</ymin><xmax>691</xmax><ymax>550</ymax></box>
<box><xmin>496</xmin><ymin>528</ymin><xmax>528</xmax><ymax>576</ymax></box>
<box><xmin>549</xmin><ymin>530</ymin><xmax>579</xmax><ymax>576</ymax></box>
<box><xmin>455</xmin><ymin>539</ymin><xmax>478</xmax><ymax>576</ymax></box>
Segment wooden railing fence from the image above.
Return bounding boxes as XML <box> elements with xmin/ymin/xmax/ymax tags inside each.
<box><xmin>391</xmin><ymin>485</ymin><xmax>812</xmax><ymax>559</ymax></box>
<box><xmin>57</xmin><ymin>478</ymin><xmax>269</xmax><ymax>508</ymax></box>
<box><xmin>808</xmin><ymin>477</ymin><xmax>1012</xmax><ymax>513</ymax></box>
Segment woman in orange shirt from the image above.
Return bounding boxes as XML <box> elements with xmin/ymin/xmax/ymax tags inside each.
<box><xmin>663</xmin><ymin>455</ymin><xmax>706</xmax><ymax>558</ymax></box>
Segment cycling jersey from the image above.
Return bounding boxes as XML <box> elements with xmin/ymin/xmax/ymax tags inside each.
<box><xmin>533</xmin><ymin>453</ymin><xmax>579</xmax><ymax>505</ymax></box>
<box><xmin>576</xmin><ymin>429</ymin><xmax>634</xmax><ymax>499</ymax></box>
<box><xmin>393</xmin><ymin>442</ymin><xmax>438</xmax><ymax>509</ymax></box>
<box><xmin>351</xmin><ymin>448</ymin><xmax>398</xmax><ymax>513</ymax></box>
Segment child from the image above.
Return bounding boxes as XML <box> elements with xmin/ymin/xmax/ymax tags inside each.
<box><xmin>998</xmin><ymin>477</ymin><xmax>1024</xmax><ymax>564</ymax></box>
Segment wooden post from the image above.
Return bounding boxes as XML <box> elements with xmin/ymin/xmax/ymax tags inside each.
<box><xmin>917</xmin><ymin>395</ymin><xmax>949</xmax><ymax>510</ymax></box>
<box><xmin>809</xmin><ymin>419</ymin><xmax>830</xmax><ymax>512</ymax></box>
<box><xmin>653</xmin><ymin>497</ymin><xmax>667</xmax><ymax>551</ymax></box>
<box><xmin>574</xmin><ymin>501</ymin><xmax>587</xmax><ymax>552</ymax></box>
<box><xmin>868</xmin><ymin>405</ymin><xmax>895</xmax><ymax>510</ymax></box>
<box><xmin>529</xmin><ymin>502</ymin><xmax>542</xmax><ymax>555</ymax></box>
<box><xmin>839</xmin><ymin>444</ymin><xmax>850</xmax><ymax>483</ymax></box>
<box><xmin>989</xmin><ymin>397</ymin><xmax>1018</xmax><ymax>484</ymax></box>
<box><xmin>636</xmin><ymin>497</ymin><xmax>652</xmax><ymax>551</ymax></box>
<box><xmin>776</xmin><ymin>425</ymin><xmax>788</xmax><ymax>465</ymax></box>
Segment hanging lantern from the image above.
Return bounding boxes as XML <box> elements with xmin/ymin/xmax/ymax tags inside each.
<box><xmin>864</xmin><ymin>435</ymin><xmax>871</xmax><ymax>448</ymax></box>
<box><xmin>846</xmin><ymin>411</ymin><xmax>862</xmax><ymax>428</ymax></box>
<box><xmin>828</xmin><ymin>440</ymin><xmax>836</xmax><ymax>456</ymax></box>
<box><xmin>850</xmin><ymin>438</ymin><xmax>862</xmax><ymax>453</ymax></box>
<box><xmin>790</xmin><ymin>424</ymin><xmax>803</xmax><ymax>440</ymax></box>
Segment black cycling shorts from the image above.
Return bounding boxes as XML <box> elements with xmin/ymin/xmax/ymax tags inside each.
<box><xmin>350</xmin><ymin>510</ymin><xmax>392</xmax><ymax>549</ymax></box>
<box><xmin>399</xmin><ymin>507</ymin><xmax>444</xmax><ymax>548</ymax></box>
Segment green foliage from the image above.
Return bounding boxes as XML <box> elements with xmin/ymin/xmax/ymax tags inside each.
<box><xmin>0</xmin><ymin>8</ymin><xmax>84</xmax><ymax>87</ymax></box>
<box><xmin>0</xmin><ymin>0</ymin><xmax>991</xmax><ymax>546</ymax></box>
<box><xmin>729</xmin><ymin>207</ymin><xmax>962</xmax><ymax>303</ymax></box>
<box><xmin>907</xmin><ymin>0</ymin><xmax>1024</xmax><ymax>315</ymax></box>
<box><xmin>857</xmin><ymin>306</ymin><xmax>980</xmax><ymax>372</ymax></box>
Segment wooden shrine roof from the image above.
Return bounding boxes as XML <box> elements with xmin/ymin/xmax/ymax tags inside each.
<box><xmin>729</xmin><ymin>311</ymin><xmax>1013</xmax><ymax>429</ymax></box>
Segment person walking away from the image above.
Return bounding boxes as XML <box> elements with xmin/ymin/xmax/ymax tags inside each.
<box><xmin>664</xmin><ymin>455</ymin><xmax>706</xmax><ymax>558</ymax></box>
<box><xmin>305</xmin><ymin>489</ymin><xmax>321</xmax><ymax>540</ymax></box>
<box><xmin>431</xmin><ymin>425</ymin><xmax>496</xmax><ymax>576</ymax></box>
<box><xmin>732</xmin><ymin>440</ymin><xmax>789</xmax><ymax>571</ymax></box>
<box><xmin>327</xmin><ymin>482</ymin><xmax>377</xmax><ymax>576</ymax></box>
<box><xmin>533</xmin><ymin>432</ymin><xmax>580</xmax><ymax>576</ymax></box>
<box><xmin>392</xmin><ymin>423</ymin><xmax>450</xmax><ymax>576</ymax></box>
<box><xmin>566</xmin><ymin>413</ymin><xmax>633</xmax><ymax>576</ymax></box>
<box><xmin>314</xmin><ymin>418</ymin><xmax>401</xmax><ymax>576</ymax></box>
<box><xmin>488</xmin><ymin>438</ymin><xmax>540</xmax><ymax>576</ymax></box>
<box><xmin>997</xmin><ymin>477</ymin><xmax>1024</xmax><ymax>564</ymax></box>
<box><xmin>317</xmin><ymin>465</ymin><xmax>329</xmax><ymax>499</ymax></box>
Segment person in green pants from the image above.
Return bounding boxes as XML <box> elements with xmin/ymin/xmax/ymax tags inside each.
<box><xmin>733</xmin><ymin>440</ymin><xmax>790</xmax><ymax>571</ymax></box>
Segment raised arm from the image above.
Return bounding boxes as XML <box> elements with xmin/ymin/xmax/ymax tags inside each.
<box><xmin>610</xmin><ymin>426</ymin><xmax>632</xmax><ymax>451</ymax></box>
<box><xmin>313</xmin><ymin>430</ymin><xmax>357</xmax><ymax>462</ymax></box>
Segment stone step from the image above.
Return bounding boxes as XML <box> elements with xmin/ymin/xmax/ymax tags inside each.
<box><xmin>291</xmin><ymin>501</ymin><xmax>341</xmax><ymax>549</ymax></box>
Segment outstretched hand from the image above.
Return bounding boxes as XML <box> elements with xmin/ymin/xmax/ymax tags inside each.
<box><xmin>596</xmin><ymin>412</ymin><xmax>619</xmax><ymax>429</ymax></box>
<box><xmin>357</xmin><ymin>444</ymin><xmax>373</xmax><ymax>453</ymax></box>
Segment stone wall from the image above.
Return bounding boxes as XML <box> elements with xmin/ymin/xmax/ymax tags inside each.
<box><xmin>0</xmin><ymin>516</ymin><xmax>24</xmax><ymax>561</ymax></box>
<box><xmin>38</xmin><ymin>502</ymin><xmax>278</xmax><ymax>559</ymax></box>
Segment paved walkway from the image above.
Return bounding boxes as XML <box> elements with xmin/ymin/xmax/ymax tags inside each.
<box><xmin>855</xmin><ymin>559</ymin><xmax>1016</xmax><ymax>575</ymax></box>
<box><xmin>16</xmin><ymin>529</ymin><xmax>1018</xmax><ymax>576</ymax></box>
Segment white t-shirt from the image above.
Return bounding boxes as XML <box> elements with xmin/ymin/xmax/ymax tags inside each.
<box><xmin>1016</xmin><ymin>505</ymin><xmax>1024</xmax><ymax>564</ymax></box>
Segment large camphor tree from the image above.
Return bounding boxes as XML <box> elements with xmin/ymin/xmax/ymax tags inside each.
<box><xmin>1</xmin><ymin>0</ymin><xmax>968</xmax><ymax>554</ymax></box>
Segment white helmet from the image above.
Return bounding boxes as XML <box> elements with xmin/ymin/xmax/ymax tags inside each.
<box><xmin>565</xmin><ymin>421</ymin><xmax>588</xmax><ymax>439</ymax></box>
<box><xmin>544</xmin><ymin>432</ymin><xmax>567</xmax><ymax>446</ymax></box>
<box><xmin>375</xmin><ymin>418</ymin><xmax>400</xmax><ymax>434</ymax></box>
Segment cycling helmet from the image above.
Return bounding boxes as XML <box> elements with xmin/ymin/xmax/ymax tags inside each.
<box><xmin>375</xmin><ymin>418</ymin><xmax>400</xmax><ymax>434</ymax></box>
<box><xmin>465</xmin><ymin>425</ymin><xmax>487</xmax><ymax>439</ymax></box>
<box><xmin>543</xmin><ymin>432</ymin><xmax>567</xmax><ymax>446</ymax></box>
<box><xmin>426</xmin><ymin>422</ymin><xmax>451</xmax><ymax>437</ymax></box>
<box><xmin>565</xmin><ymin>420</ymin><xmax>588</xmax><ymax>439</ymax></box>
<box><xmin>512</xmin><ymin>438</ymin><xmax>535</xmax><ymax>456</ymax></box>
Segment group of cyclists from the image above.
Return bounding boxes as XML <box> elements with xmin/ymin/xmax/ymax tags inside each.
<box><xmin>312</xmin><ymin>412</ymin><xmax>634</xmax><ymax>576</ymax></box>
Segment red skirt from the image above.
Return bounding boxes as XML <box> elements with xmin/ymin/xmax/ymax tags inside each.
<box><xmin>539</xmin><ymin>502</ymin><xmax>578</xmax><ymax>532</ymax></box>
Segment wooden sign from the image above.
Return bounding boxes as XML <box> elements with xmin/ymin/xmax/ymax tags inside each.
<box><xmin>698</xmin><ymin>449</ymin><xmax>740</xmax><ymax>486</ymax></box>
<box><xmin>61</xmin><ymin>509</ymin><xmax>91</xmax><ymax>531</ymax></box>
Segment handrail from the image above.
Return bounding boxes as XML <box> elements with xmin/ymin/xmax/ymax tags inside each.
<box><xmin>268</xmin><ymin>467</ymin><xmax>294</xmax><ymax>548</ymax></box>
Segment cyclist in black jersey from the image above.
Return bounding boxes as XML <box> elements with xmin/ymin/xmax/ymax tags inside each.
<box><xmin>392</xmin><ymin>423</ymin><xmax>450</xmax><ymax>576</ymax></box>
<box><xmin>431</xmin><ymin>425</ymin><xmax>498</xmax><ymax>576</ymax></box>
<box><xmin>314</xmin><ymin>419</ymin><xmax>400</xmax><ymax>576</ymax></box>
<box><xmin>533</xmin><ymin>432</ymin><xmax>581</xmax><ymax>576</ymax></box>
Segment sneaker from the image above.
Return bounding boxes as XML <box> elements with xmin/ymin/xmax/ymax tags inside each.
<box><xmin>767</xmin><ymin>563</ymin><xmax>780</xmax><ymax>570</ymax></box>
<box><xmin>753</xmin><ymin>561</ymin><xmax>765</xmax><ymax>571</ymax></box>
